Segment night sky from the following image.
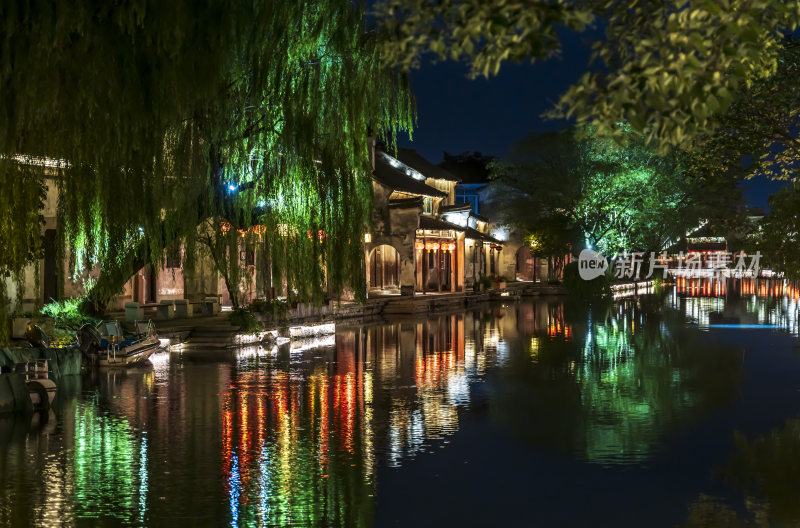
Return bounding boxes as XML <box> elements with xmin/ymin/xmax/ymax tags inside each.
<box><xmin>398</xmin><ymin>37</ymin><xmax>788</xmax><ymax>211</ymax></box>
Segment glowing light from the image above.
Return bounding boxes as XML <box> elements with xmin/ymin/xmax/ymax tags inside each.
<box><xmin>228</xmin><ymin>184</ymin><xmax>237</xmax><ymax>192</ymax></box>
<box><xmin>363</xmin><ymin>233</ymin><xmax>372</xmax><ymax>243</ymax></box>
<box><xmin>490</xmin><ymin>226</ymin><xmax>509</xmax><ymax>242</ymax></box>
<box><xmin>707</xmin><ymin>324</ymin><xmax>785</xmax><ymax>328</ymax></box>
<box><xmin>415</xmin><ymin>241</ymin><xmax>425</xmax><ymax>250</ymax></box>
<box><xmin>288</xmin><ymin>323</ymin><xmax>336</xmax><ymax>338</ymax></box>
<box><xmin>306</xmin><ymin>229</ymin><xmax>326</xmax><ymax>241</ymax></box>
<box><xmin>9</xmin><ymin>153</ymin><xmax>69</xmax><ymax>168</ymax></box>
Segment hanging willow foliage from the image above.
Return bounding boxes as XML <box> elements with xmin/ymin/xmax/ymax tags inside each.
<box><xmin>0</xmin><ymin>1</ymin><xmax>414</xmax><ymax>321</ymax></box>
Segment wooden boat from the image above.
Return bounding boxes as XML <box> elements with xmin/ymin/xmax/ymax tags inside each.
<box><xmin>78</xmin><ymin>320</ymin><xmax>159</xmax><ymax>367</ymax></box>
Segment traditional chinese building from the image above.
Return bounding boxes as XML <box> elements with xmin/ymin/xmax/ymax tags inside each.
<box><xmin>366</xmin><ymin>145</ymin><xmax>507</xmax><ymax>296</ymax></box>
<box><xmin>5</xmin><ymin>143</ymin><xmax>513</xmax><ymax>320</ymax></box>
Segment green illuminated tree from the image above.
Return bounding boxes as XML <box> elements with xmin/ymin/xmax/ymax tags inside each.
<box><xmin>0</xmin><ymin>1</ymin><xmax>413</xmax><ymax>329</ymax></box>
<box><xmin>489</xmin><ymin>126</ymin><xmax>731</xmax><ymax>256</ymax></box>
<box><xmin>751</xmin><ymin>184</ymin><xmax>800</xmax><ymax>279</ymax></box>
<box><xmin>376</xmin><ymin>0</ymin><xmax>800</xmax><ymax>151</ymax></box>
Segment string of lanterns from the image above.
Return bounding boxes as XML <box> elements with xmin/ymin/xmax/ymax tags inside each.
<box><xmin>414</xmin><ymin>240</ymin><xmax>457</xmax><ymax>252</ymax></box>
<box><xmin>220</xmin><ymin>221</ymin><xmax>327</xmax><ymax>241</ymax></box>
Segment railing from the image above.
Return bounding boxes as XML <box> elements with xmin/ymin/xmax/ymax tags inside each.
<box><xmin>13</xmin><ymin>359</ymin><xmax>49</xmax><ymax>381</ymax></box>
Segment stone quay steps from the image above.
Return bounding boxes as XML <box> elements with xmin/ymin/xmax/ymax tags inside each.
<box><xmin>182</xmin><ymin>324</ymin><xmax>243</xmax><ymax>349</ymax></box>
<box><xmin>382</xmin><ymin>293</ymin><xmax>473</xmax><ymax>315</ymax></box>
<box><xmin>382</xmin><ymin>299</ymin><xmax>430</xmax><ymax>315</ymax></box>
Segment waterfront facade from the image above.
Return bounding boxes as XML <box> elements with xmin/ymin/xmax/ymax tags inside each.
<box><xmin>4</xmin><ymin>144</ymin><xmax>528</xmax><ymax>314</ymax></box>
<box><xmin>366</xmin><ymin>145</ymin><xmax>507</xmax><ymax>296</ymax></box>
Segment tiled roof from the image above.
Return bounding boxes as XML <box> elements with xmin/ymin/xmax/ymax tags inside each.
<box><xmin>396</xmin><ymin>148</ymin><xmax>461</xmax><ymax>182</ymax></box>
<box><xmin>388</xmin><ymin>196</ymin><xmax>424</xmax><ymax>208</ymax></box>
<box><xmin>439</xmin><ymin>203</ymin><xmax>473</xmax><ymax>212</ymax></box>
<box><xmin>373</xmin><ymin>156</ymin><xmax>447</xmax><ymax>198</ymax></box>
<box><xmin>465</xmin><ymin>227</ymin><xmax>502</xmax><ymax>244</ymax></box>
<box><xmin>418</xmin><ymin>215</ymin><xmax>466</xmax><ymax>232</ymax></box>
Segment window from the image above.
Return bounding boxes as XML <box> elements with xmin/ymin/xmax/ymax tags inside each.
<box><xmin>454</xmin><ymin>191</ymin><xmax>479</xmax><ymax>214</ymax></box>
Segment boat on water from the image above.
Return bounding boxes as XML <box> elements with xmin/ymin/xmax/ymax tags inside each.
<box><xmin>78</xmin><ymin>320</ymin><xmax>159</xmax><ymax>367</ymax></box>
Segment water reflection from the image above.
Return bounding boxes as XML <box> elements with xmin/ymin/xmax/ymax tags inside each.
<box><xmin>1</xmin><ymin>289</ymin><xmax>800</xmax><ymax>525</ymax></box>
<box><xmin>491</xmin><ymin>301</ymin><xmax>744</xmax><ymax>464</ymax></box>
<box><xmin>684</xmin><ymin>419</ymin><xmax>800</xmax><ymax>527</ymax></box>
<box><xmin>672</xmin><ymin>277</ymin><xmax>800</xmax><ymax>334</ymax></box>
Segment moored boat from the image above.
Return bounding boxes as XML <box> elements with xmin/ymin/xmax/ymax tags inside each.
<box><xmin>78</xmin><ymin>320</ymin><xmax>159</xmax><ymax>367</ymax></box>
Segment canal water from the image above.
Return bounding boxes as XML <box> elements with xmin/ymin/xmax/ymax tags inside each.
<box><xmin>3</xmin><ymin>279</ymin><xmax>800</xmax><ymax>527</ymax></box>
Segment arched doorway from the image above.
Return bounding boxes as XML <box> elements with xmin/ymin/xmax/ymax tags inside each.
<box><xmin>368</xmin><ymin>244</ymin><xmax>400</xmax><ymax>293</ymax></box>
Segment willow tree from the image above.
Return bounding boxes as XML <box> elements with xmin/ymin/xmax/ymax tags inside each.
<box><xmin>0</xmin><ymin>1</ymin><xmax>413</xmax><ymax>323</ymax></box>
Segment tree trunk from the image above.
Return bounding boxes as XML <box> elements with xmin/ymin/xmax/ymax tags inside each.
<box><xmin>205</xmin><ymin>241</ymin><xmax>242</xmax><ymax>309</ymax></box>
<box><xmin>81</xmin><ymin>239</ymin><xmax>151</xmax><ymax>316</ymax></box>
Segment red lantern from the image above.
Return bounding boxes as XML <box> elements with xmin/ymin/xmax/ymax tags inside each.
<box><xmin>307</xmin><ymin>229</ymin><xmax>326</xmax><ymax>241</ymax></box>
<box><xmin>252</xmin><ymin>225</ymin><xmax>267</xmax><ymax>236</ymax></box>
<box><xmin>415</xmin><ymin>241</ymin><xmax>425</xmax><ymax>250</ymax></box>
<box><xmin>220</xmin><ymin>221</ymin><xmax>232</xmax><ymax>234</ymax></box>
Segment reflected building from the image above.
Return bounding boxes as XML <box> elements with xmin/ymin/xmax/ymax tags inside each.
<box><xmin>671</xmin><ymin>277</ymin><xmax>800</xmax><ymax>335</ymax></box>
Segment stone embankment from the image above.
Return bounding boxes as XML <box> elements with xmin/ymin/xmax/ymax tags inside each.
<box><xmin>0</xmin><ymin>346</ymin><xmax>82</xmax><ymax>415</ymax></box>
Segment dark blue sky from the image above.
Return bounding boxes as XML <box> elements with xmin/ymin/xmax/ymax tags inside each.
<box><xmin>396</xmin><ymin>40</ymin><xmax>787</xmax><ymax>210</ymax></box>
<box><xmin>397</xmin><ymin>35</ymin><xmax>590</xmax><ymax>162</ymax></box>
